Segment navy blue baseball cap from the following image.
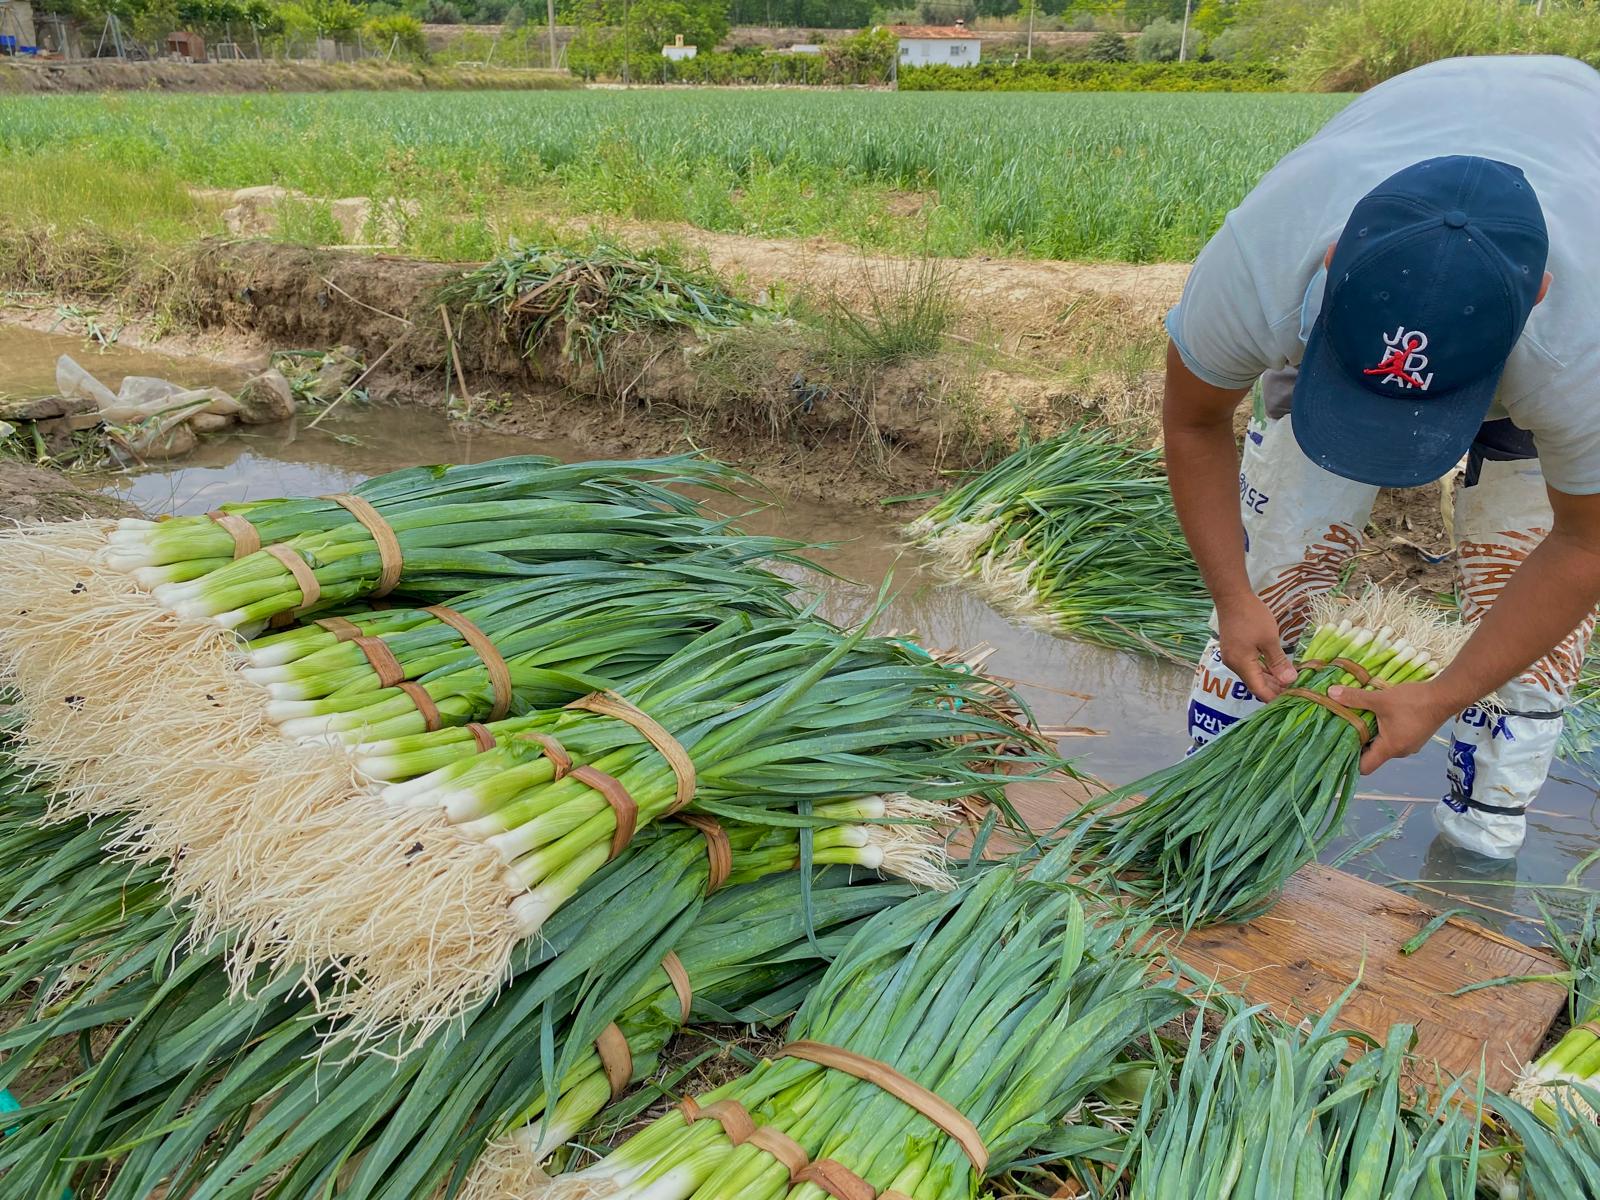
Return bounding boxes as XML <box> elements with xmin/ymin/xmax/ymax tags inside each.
<box><xmin>1293</xmin><ymin>156</ymin><xmax>1548</xmax><ymax>488</ymax></box>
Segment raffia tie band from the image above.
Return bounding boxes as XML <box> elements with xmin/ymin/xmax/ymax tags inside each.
<box><xmin>595</xmin><ymin>1024</ymin><xmax>633</xmax><ymax>1102</ymax></box>
<box><xmin>264</xmin><ymin>545</ymin><xmax>321</xmax><ymax>619</ymax></box>
<box><xmin>314</xmin><ymin>616</ymin><xmax>363</xmax><ymax>642</ymax></box>
<box><xmin>1279</xmin><ymin>687</ymin><xmax>1373</xmax><ymax>745</ymax></box>
<box><xmin>323</xmin><ymin>492</ymin><xmax>403</xmax><ymax>598</ymax></box>
<box><xmin>780</xmin><ymin>1040</ymin><xmax>989</xmax><ymax>1173</ymax></box>
<box><xmin>660</xmin><ymin>950</ymin><xmax>693</xmax><ymax>1024</ymax></box>
<box><xmin>206</xmin><ymin>510</ymin><xmax>260</xmax><ymax>559</ymax></box>
<box><xmin>397</xmin><ymin>683</ymin><xmax>440</xmax><ymax>732</ymax></box>
<box><xmin>465</xmin><ymin>722</ymin><xmax>496</xmax><ymax>753</ymax></box>
<box><xmin>566</xmin><ymin>689</ymin><xmax>696</xmax><ymax>814</ymax></box>
<box><xmin>351</xmin><ymin>636</ymin><xmax>406</xmax><ymax>689</ymax></box>
<box><xmin>423</xmin><ymin>604</ymin><xmax>513</xmax><ymax>721</ymax></box>
<box><xmin>1298</xmin><ymin>657</ymin><xmax>1389</xmax><ymax>689</ymax></box>
<box><xmin>1582</xmin><ymin>1021</ymin><xmax>1600</xmax><ymax>1039</ymax></box>
<box><xmin>516</xmin><ymin>732</ymin><xmax>573</xmax><ymax>778</ymax></box>
<box><xmin>674</xmin><ymin>812</ymin><xmax>732</xmax><ymax>894</ymax></box>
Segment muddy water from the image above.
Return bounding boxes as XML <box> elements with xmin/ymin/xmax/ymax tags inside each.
<box><xmin>0</xmin><ymin>325</ymin><xmax>247</xmax><ymax>397</ymax></box>
<box><xmin>7</xmin><ymin>325</ymin><xmax>1595</xmax><ymax>934</ymax></box>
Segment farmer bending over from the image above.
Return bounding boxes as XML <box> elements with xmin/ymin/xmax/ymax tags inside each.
<box><xmin>1164</xmin><ymin>55</ymin><xmax>1600</xmax><ymax>860</ymax></box>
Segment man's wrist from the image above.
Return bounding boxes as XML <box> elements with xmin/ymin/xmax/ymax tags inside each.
<box><xmin>1418</xmin><ymin>670</ymin><xmax>1478</xmax><ymax>718</ymax></box>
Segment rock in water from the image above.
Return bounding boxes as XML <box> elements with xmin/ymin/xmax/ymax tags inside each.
<box><xmin>236</xmin><ymin>370</ymin><xmax>297</xmax><ymax>424</ymax></box>
<box><xmin>311</xmin><ymin>346</ymin><xmax>365</xmax><ymax>403</ymax></box>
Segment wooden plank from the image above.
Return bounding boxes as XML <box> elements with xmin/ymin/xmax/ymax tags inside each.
<box><xmin>1005</xmin><ymin>776</ymin><xmax>1567</xmax><ymax>1093</ymax></box>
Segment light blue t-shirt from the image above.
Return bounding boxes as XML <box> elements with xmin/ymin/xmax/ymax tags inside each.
<box><xmin>1167</xmin><ymin>55</ymin><xmax>1600</xmax><ymax>494</ymax></box>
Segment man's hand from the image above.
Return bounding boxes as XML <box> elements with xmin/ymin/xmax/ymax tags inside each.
<box><xmin>1216</xmin><ymin>592</ymin><xmax>1297</xmax><ymax>701</ymax></box>
<box><xmin>1329</xmin><ymin>681</ymin><xmax>1458</xmax><ymax>774</ymax></box>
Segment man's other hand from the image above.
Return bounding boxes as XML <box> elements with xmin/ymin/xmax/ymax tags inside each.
<box><xmin>1216</xmin><ymin>593</ymin><xmax>1297</xmax><ymax>702</ymax></box>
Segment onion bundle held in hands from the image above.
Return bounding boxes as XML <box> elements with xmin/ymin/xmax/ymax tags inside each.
<box><xmin>908</xmin><ymin>426</ymin><xmax>1211</xmax><ymax>661</ymax></box>
<box><xmin>539</xmin><ymin>866</ymin><xmax>1185</xmax><ymax>1200</ymax></box>
<box><xmin>1070</xmin><ymin>589</ymin><xmax>1467</xmax><ymax>928</ymax></box>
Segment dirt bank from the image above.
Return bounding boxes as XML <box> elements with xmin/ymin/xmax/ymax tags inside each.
<box><xmin>0</xmin><ymin>462</ymin><xmax>137</xmax><ymax>522</ymax></box>
<box><xmin>0</xmin><ymin>59</ymin><xmax>578</xmax><ymax>95</ymax></box>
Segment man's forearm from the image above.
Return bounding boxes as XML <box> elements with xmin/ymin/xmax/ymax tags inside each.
<box><xmin>1431</xmin><ymin>528</ymin><xmax>1600</xmax><ymax>712</ymax></box>
<box><xmin>1162</xmin><ymin>346</ymin><xmax>1253</xmax><ymax>605</ymax></box>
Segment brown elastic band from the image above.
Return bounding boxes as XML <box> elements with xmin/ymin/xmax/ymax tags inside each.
<box><xmin>660</xmin><ymin>951</ymin><xmax>693</xmax><ymax>1024</ymax></box>
<box><xmin>748</xmin><ymin>1127</ymin><xmax>811</xmax><ymax>1183</ymax></box>
<box><xmin>675</xmin><ymin>812</ymin><xmax>732</xmax><ymax>895</ymax></box>
<box><xmin>423</xmin><ymin>605</ymin><xmax>513</xmax><ymax>721</ymax></box>
<box><xmin>516</xmin><ymin>732</ymin><xmax>572</xmax><ymax>779</ymax></box>
<box><xmin>679</xmin><ymin>1097</ymin><xmax>756</xmax><ymax>1146</ymax></box>
<box><xmin>1280</xmin><ymin>686</ymin><xmax>1372</xmax><ymax>745</ymax></box>
<box><xmin>1299</xmin><ymin>657</ymin><xmax>1388</xmax><ymax>688</ymax></box>
<box><xmin>1581</xmin><ymin>1021</ymin><xmax>1600</xmax><ymax>1039</ymax></box>
<box><xmin>207</xmin><ymin>510</ymin><xmax>260</xmax><ymax>559</ymax></box>
<box><xmin>881</xmin><ymin>1194</ymin><xmax>916</xmax><ymax>1200</ymax></box>
<box><xmin>569</xmin><ymin>764</ymin><xmax>637</xmax><ymax>859</ymax></box>
<box><xmin>314</xmin><ymin>616</ymin><xmax>363</xmax><ymax>642</ymax></box>
<box><xmin>264</xmin><ymin>545</ymin><xmax>321</xmax><ymax>613</ymax></box>
<box><xmin>466</xmin><ymin>722</ymin><xmax>496</xmax><ymax>753</ymax></box>
<box><xmin>780</xmin><ymin>1041</ymin><xmax>989</xmax><ymax>1172</ymax></box>
<box><xmin>567</xmin><ymin>689</ymin><xmax>695</xmax><ymax>813</ymax></box>
<box><xmin>324</xmin><ymin>493</ymin><xmax>403</xmax><ymax>598</ymax></box>
<box><xmin>595</xmin><ymin>1023</ymin><xmax>633</xmax><ymax>1102</ymax></box>
<box><xmin>795</xmin><ymin>1159</ymin><xmax>875</xmax><ymax>1200</ymax></box>
<box><xmin>397</xmin><ymin>682</ymin><xmax>441</xmax><ymax>732</ymax></box>
<box><xmin>352</xmin><ymin>636</ymin><xmax>406</xmax><ymax>689</ymax></box>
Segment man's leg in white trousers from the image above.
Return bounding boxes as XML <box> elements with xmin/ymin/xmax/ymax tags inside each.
<box><xmin>1439</xmin><ymin>449</ymin><xmax>1594</xmax><ymax>858</ymax></box>
<box><xmin>1185</xmin><ymin>370</ymin><xmax>1379</xmax><ymax>747</ymax></box>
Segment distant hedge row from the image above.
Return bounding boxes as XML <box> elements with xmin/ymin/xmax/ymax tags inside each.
<box><xmin>898</xmin><ymin>61</ymin><xmax>1288</xmax><ymax>93</ymax></box>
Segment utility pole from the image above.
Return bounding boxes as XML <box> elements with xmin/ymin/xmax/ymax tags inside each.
<box><xmin>547</xmin><ymin>0</ymin><xmax>557</xmax><ymax>66</ymax></box>
<box><xmin>622</xmin><ymin>0</ymin><xmax>630</xmax><ymax>85</ymax></box>
<box><xmin>1178</xmin><ymin>0</ymin><xmax>1193</xmax><ymax>61</ymax></box>
<box><xmin>1026</xmin><ymin>0</ymin><xmax>1034</xmax><ymax>60</ymax></box>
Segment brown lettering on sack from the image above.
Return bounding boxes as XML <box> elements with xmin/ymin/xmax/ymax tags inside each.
<box><xmin>1257</xmin><ymin>524</ymin><xmax>1363</xmax><ymax>644</ymax></box>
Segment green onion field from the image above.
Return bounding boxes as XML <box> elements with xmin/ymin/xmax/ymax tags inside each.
<box><xmin>0</xmin><ymin>88</ymin><xmax>1347</xmax><ymax>262</ymax></box>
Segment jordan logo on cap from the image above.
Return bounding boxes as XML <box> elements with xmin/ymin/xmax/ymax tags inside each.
<box><xmin>1363</xmin><ymin>326</ymin><xmax>1433</xmax><ymax>391</ymax></box>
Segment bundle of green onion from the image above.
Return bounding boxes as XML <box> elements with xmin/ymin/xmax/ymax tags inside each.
<box><xmin>1069</xmin><ymin>589</ymin><xmax>1464</xmax><ymax>927</ymax></box>
<box><xmin>908</xmin><ymin>426</ymin><xmax>1211</xmax><ymax>662</ymax></box>
<box><xmin>221</xmin><ymin>614</ymin><xmax>1039</xmax><ymax>1038</ymax></box>
<box><xmin>538</xmin><ymin>866</ymin><xmax>1185</xmax><ymax>1200</ymax></box>
<box><xmin>1125</xmin><ymin>1000</ymin><xmax>1485</xmax><ymax>1198</ymax></box>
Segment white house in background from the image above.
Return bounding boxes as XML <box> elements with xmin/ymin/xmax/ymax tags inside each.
<box><xmin>892</xmin><ymin>20</ymin><xmax>981</xmax><ymax>68</ymax></box>
<box><xmin>662</xmin><ymin>34</ymin><xmax>696</xmax><ymax>61</ymax></box>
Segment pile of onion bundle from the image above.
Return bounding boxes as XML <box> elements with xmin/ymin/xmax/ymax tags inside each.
<box><xmin>1067</xmin><ymin>588</ymin><xmax>1467</xmax><ymax>927</ymax></box>
<box><xmin>1125</xmin><ymin>1000</ymin><xmax>1485</xmax><ymax>1198</ymax></box>
<box><xmin>211</xmin><ymin>613</ymin><xmax>1042</xmax><ymax>1040</ymax></box>
<box><xmin>537</xmin><ymin>865</ymin><xmax>1186</xmax><ymax>1200</ymax></box>
<box><xmin>907</xmin><ymin>426</ymin><xmax>1211</xmax><ymax>662</ymax></box>
<box><xmin>1513</xmin><ymin>1010</ymin><xmax>1600</xmax><ymax>1128</ymax></box>
<box><xmin>0</xmin><ymin>816</ymin><xmax>915</xmax><ymax>1200</ymax></box>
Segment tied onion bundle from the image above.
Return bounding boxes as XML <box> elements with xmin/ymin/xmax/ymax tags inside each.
<box><xmin>538</xmin><ymin>865</ymin><xmax>1186</xmax><ymax>1200</ymax></box>
<box><xmin>908</xmin><ymin>426</ymin><xmax>1211</xmax><ymax>662</ymax></box>
<box><xmin>229</xmin><ymin>613</ymin><xmax>1041</xmax><ymax>1039</ymax></box>
<box><xmin>1069</xmin><ymin>588</ymin><xmax>1467</xmax><ymax>927</ymax></box>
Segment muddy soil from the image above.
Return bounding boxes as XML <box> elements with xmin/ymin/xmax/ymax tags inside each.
<box><xmin>0</xmin><ymin>462</ymin><xmax>136</xmax><ymax>522</ymax></box>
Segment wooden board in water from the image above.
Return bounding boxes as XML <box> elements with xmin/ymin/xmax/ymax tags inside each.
<box><xmin>1005</xmin><ymin>776</ymin><xmax>1567</xmax><ymax>1093</ymax></box>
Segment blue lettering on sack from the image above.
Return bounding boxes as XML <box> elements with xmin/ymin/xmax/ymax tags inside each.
<box><xmin>1189</xmin><ymin>700</ymin><xmax>1239</xmax><ymax>742</ymax></box>
<box><xmin>1459</xmin><ymin>706</ymin><xmax>1515</xmax><ymax>741</ymax></box>
<box><xmin>1446</xmin><ymin>738</ymin><xmax>1477</xmax><ymax>809</ymax></box>
<box><xmin>1237</xmin><ymin>474</ymin><xmax>1270</xmax><ymax>514</ymax></box>
<box><xmin>1248</xmin><ymin>428</ymin><xmax>1264</xmax><ymax>446</ymax></box>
